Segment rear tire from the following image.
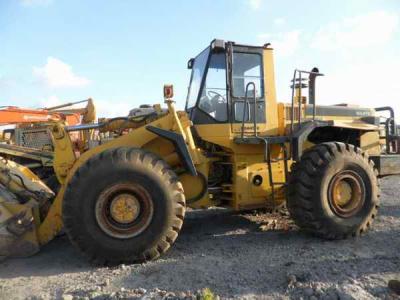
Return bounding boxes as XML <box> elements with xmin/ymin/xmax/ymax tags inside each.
<box><xmin>63</xmin><ymin>147</ymin><xmax>185</xmax><ymax>265</ymax></box>
<box><xmin>287</xmin><ymin>142</ymin><xmax>380</xmax><ymax>239</ymax></box>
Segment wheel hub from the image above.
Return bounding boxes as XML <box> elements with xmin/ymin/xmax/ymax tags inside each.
<box><xmin>328</xmin><ymin>170</ymin><xmax>365</xmax><ymax>218</ymax></box>
<box><xmin>334</xmin><ymin>180</ymin><xmax>353</xmax><ymax>206</ymax></box>
<box><xmin>95</xmin><ymin>183</ymin><xmax>154</xmax><ymax>239</ymax></box>
<box><xmin>109</xmin><ymin>194</ymin><xmax>140</xmax><ymax>224</ymax></box>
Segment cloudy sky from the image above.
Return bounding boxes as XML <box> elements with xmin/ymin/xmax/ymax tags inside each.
<box><xmin>1</xmin><ymin>0</ymin><xmax>399</xmax><ymax>118</ymax></box>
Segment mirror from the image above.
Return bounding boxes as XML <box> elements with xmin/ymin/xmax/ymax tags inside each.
<box><xmin>187</xmin><ymin>58</ymin><xmax>194</xmax><ymax>69</ymax></box>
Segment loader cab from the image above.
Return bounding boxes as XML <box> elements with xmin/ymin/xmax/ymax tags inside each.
<box><xmin>185</xmin><ymin>40</ymin><xmax>278</xmax><ymax>143</ymax></box>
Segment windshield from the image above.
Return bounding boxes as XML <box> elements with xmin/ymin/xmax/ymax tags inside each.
<box><xmin>186</xmin><ymin>47</ymin><xmax>210</xmax><ymax>109</ymax></box>
<box><xmin>198</xmin><ymin>52</ymin><xmax>227</xmax><ymax>121</ymax></box>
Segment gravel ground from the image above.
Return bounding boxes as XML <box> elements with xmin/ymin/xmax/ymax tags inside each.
<box><xmin>0</xmin><ymin>176</ymin><xmax>399</xmax><ymax>300</ymax></box>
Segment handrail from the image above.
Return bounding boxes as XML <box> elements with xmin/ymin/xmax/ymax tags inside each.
<box><xmin>290</xmin><ymin>70</ymin><xmax>297</xmax><ymax>136</ymax></box>
<box><xmin>375</xmin><ymin>106</ymin><xmax>398</xmax><ymax>153</ymax></box>
<box><xmin>375</xmin><ymin>106</ymin><xmax>396</xmax><ymax>135</ymax></box>
<box><xmin>375</xmin><ymin>106</ymin><xmax>394</xmax><ymax>118</ymax></box>
<box><xmin>298</xmin><ymin>71</ymin><xmax>302</xmax><ymax>128</ymax></box>
<box><xmin>290</xmin><ymin>69</ymin><xmax>324</xmax><ymax>136</ymax></box>
<box><xmin>240</xmin><ymin>82</ymin><xmax>257</xmax><ymax>139</ymax></box>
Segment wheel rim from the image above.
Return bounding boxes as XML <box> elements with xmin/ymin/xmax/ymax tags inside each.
<box><xmin>328</xmin><ymin>170</ymin><xmax>365</xmax><ymax>218</ymax></box>
<box><xmin>95</xmin><ymin>183</ymin><xmax>154</xmax><ymax>239</ymax></box>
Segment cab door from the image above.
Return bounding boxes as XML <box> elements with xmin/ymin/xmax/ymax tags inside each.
<box><xmin>186</xmin><ymin>46</ymin><xmax>229</xmax><ymax>126</ymax></box>
<box><xmin>187</xmin><ymin>45</ymin><xmax>235</xmax><ymax>148</ymax></box>
<box><xmin>229</xmin><ymin>45</ymin><xmax>267</xmax><ymax>136</ymax></box>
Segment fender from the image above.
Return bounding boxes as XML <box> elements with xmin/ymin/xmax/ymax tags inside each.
<box><xmin>146</xmin><ymin>125</ymin><xmax>197</xmax><ymax>176</ymax></box>
<box><xmin>291</xmin><ymin>120</ymin><xmax>332</xmax><ymax>161</ymax></box>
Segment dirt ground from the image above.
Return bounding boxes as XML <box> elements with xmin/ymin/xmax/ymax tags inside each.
<box><xmin>0</xmin><ymin>176</ymin><xmax>399</xmax><ymax>300</ymax></box>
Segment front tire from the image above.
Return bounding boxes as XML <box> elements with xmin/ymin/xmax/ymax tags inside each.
<box><xmin>287</xmin><ymin>142</ymin><xmax>380</xmax><ymax>239</ymax></box>
<box><xmin>63</xmin><ymin>147</ymin><xmax>185</xmax><ymax>265</ymax></box>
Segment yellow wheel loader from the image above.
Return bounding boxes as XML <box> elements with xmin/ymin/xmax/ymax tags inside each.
<box><xmin>1</xmin><ymin>39</ymin><xmax>399</xmax><ymax>265</ymax></box>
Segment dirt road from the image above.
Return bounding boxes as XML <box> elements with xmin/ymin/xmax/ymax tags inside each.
<box><xmin>0</xmin><ymin>176</ymin><xmax>399</xmax><ymax>300</ymax></box>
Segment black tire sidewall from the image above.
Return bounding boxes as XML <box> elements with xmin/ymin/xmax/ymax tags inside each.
<box><xmin>63</xmin><ymin>149</ymin><xmax>177</xmax><ymax>262</ymax></box>
<box><xmin>317</xmin><ymin>154</ymin><xmax>377</xmax><ymax>233</ymax></box>
<box><xmin>287</xmin><ymin>142</ymin><xmax>380</xmax><ymax>239</ymax></box>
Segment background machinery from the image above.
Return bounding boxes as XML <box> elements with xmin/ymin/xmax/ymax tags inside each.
<box><xmin>1</xmin><ymin>40</ymin><xmax>399</xmax><ymax>264</ymax></box>
<box><xmin>0</xmin><ymin>99</ymin><xmax>96</xmax><ymax>180</ymax></box>
<box><xmin>0</xmin><ymin>98</ymin><xmax>96</xmax><ymax>144</ymax></box>
<box><xmin>0</xmin><ymin>99</ymin><xmax>91</xmax><ymax>126</ymax></box>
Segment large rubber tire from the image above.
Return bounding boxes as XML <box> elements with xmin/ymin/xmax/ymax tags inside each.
<box><xmin>287</xmin><ymin>142</ymin><xmax>380</xmax><ymax>239</ymax></box>
<box><xmin>62</xmin><ymin>147</ymin><xmax>185</xmax><ymax>265</ymax></box>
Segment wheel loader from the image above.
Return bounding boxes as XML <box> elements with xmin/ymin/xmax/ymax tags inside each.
<box><xmin>1</xmin><ymin>39</ymin><xmax>400</xmax><ymax>265</ymax></box>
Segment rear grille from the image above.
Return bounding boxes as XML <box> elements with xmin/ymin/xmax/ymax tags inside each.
<box><xmin>15</xmin><ymin>127</ymin><xmax>53</xmax><ymax>150</ymax></box>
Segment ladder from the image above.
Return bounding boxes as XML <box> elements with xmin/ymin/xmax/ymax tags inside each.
<box><xmin>234</xmin><ymin>82</ymin><xmax>291</xmax><ymax>206</ymax></box>
<box><xmin>265</xmin><ymin>141</ymin><xmax>289</xmax><ymax>205</ymax></box>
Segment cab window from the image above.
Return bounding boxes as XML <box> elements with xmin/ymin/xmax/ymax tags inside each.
<box><xmin>232</xmin><ymin>52</ymin><xmax>264</xmax><ymax>122</ymax></box>
<box><xmin>232</xmin><ymin>53</ymin><xmax>263</xmax><ymax>98</ymax></box>
<box><xmin>186</xmin><ymin>47</ymin><xmax>210</xmax><ymax>109</ymax></box>
<box><xmin>198</xmin><ymin>52</ymin><xmax>228</xmax><ymax>122</ymax></box>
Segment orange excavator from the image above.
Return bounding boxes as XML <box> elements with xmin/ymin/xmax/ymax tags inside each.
<box><xmin>0</xmin><ymin>98</ymin><xmax>96</xmax><ymax>151</ymax></box>
<box><xmin>0</xmin><ymin>99</ymin><xmax>95</xmax><ymax>126</ymax></box>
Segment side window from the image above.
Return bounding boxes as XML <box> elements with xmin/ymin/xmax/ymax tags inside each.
<box><xmin>232</xmin><ymin>52</ymin><xmax>264</xmax><ymax>122</ymax></box>
<box><xmin>198</xmin><ymin>53</ymin><xmax>228</xmax><ymax>122</ymax></box>
<box><xmin>232</xmin><ymin>53</ymin><xmax>263</xmax><ymax>97</ymax></box>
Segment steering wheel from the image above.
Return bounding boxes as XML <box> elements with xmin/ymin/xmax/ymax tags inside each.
<box><xmin>200</xmin><ymin>90</ymin><xmax>226</xmax><ymax>113</ymax></box>
<box><xmin>207</xmin><ymin>90</ymin><xmax>226</xmax><ymax>103</ymax></box>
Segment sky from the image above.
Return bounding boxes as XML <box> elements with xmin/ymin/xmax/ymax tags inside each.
<box><xmin>1</xmin><ymin>0</ymin><xmax>399</xmax><ymax>118</ymax></box>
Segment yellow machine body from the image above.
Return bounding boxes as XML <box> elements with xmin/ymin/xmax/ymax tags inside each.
<box><xmin>0</xmin><ymin>40</ymin><xmax>388</xmax><ymax>257</ymax></box>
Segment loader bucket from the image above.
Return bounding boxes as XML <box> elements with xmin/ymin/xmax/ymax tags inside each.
<box><xmin>0</xmin><ymin>199</ymin><xmax>40</xmax><ymax>258</ymax></box>
<box><xmin>0</xmin><ymin>156</ymin><xmax>54</xmax><ymax>259</ymax></box>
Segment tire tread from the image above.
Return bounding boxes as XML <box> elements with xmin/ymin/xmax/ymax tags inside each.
<box><xmin>287</xmin><ymin>142</ymin><xmax>379</xmax><ymax>239</ymax></box>
<box><xmin>63</xmin><ymin>147</ymin><xmax>186</xmax><ymax>265</ymax></box>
